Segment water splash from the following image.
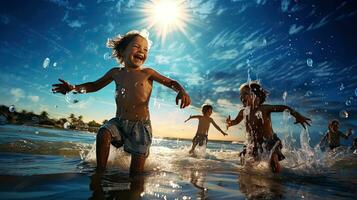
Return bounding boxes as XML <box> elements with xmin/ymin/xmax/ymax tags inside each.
<box><xmin>339</xmin><ymin>110</ymin><xmax>348</xmax><ymax>119</ymax></box>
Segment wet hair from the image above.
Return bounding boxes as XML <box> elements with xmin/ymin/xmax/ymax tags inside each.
<box><xmin>329</xmin><ymin>119</ymin><xmax>339</xmax><ymax>127</ymax></box>
<box><xmin>202</xmin><ymin>104</ymin><xmax>213</xmax><ymax>114</ymax></box>
<box><xmin>239</xmin><ymin>81</ymin><xmax>268</xmax><ymax>104</ymax></box>
<box><xmin>106</xmin><ymin>30</ymin><xmax>152</xmax><ymax>64</ymax></box>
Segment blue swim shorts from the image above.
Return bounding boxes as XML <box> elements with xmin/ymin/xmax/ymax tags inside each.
<box><xmin>99</xmin><ymin>117</ymin><xmax>152</xmax><ymax>157</ymax></box>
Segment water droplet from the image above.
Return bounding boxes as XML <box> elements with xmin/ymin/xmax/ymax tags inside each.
<box><xmin>9</xmin><ymin>105</ymin><xmax>16</xmax><ymax>112</ymax></box>
<box><xmin>282</xmin><ymin>91</ymin><xmax>288</xmax><ymax>101</ymax></box>
<box><xmin>63</xmin><ymin>122</ymin><xmax>71</xmax><ymax>129</ymax></box>
<box><xmin>43</xmin><ymin>57</ymin><xmax>50</xmax><ymax>68</ymax></box>
<box><xmin>54</xmin><ymin>105</ymin><xmax>58</xmax><ymax>108</ymax></box>
<box><xmin>65</xmin><ymin>92</ymin><xmax>80</xmax><ymax>104</ymax></box>
<box><xmin>53</xmin><ymin>62</ymin><xmax>57</xmax><ymax>67</ymax></box>
<box><xmin>80</xmin><ymin>88</ymin><xmax>86</xmax><ymax>94</ymax></box>
<box><xmin>345</xmin><ymin>99</ymin><xmax>351</xmax><ymax>106</ymax></box>
<box><xmin>121</xmin><ymin>88</ymin><xmax>126</xmax><ymax>95</ymax></box>
<box><xmin>339</xmin><ymin>110</ymin><xmax>348</xmax><ymax>119</ymax></box>
<box><xmin>35</xmin><ymin>131</ymin><xmax>39</xmax><ymax>134</ymax></box>
<box><xmin>339</xmin><ymin>83</ymin><xmax>344</xmax><ymax>91</ymax></box>
<box><xmin>306</xmin><ymin>58</ymin><xmax>313</xmax><ymax>67</ymax></box>
<box><xmin>103</xmin><ymin>52</ymin><xmax>111</xmax><ymax>60</ymax></box>
<box><xmin>305</xmin><ymin>91</ymin><xmax>312</xmax><ymax>97</ymax></box>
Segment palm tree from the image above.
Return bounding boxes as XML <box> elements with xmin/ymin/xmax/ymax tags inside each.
<box><xmin>40</xmin><ymin>111</ymin><xmax>49</xmax><ymax>121</ymax></box>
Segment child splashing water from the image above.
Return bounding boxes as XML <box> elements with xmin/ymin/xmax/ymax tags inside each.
<box><xmin>185</xmin><ymin>104</ymin><xmax>228</xmax><ymax>155</ymax></box>
<box><xmin>52</xmin><ymin>30</ymin><xmax>191</xmax><ymax>175</ymax></box>
<box><xmin>226</xmin><ymin>81</ymin><xmax>311</xmax><ymax>173</ymax></box>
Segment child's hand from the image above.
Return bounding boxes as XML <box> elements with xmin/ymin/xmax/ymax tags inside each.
<box><xmin>176</xmin><ymin>90</ymin><xmax>191</xmax><ymax>108</ymax></box>
<box><xmin>225</xmin><ymin>115</ymin><xmax>232</xmax><ymax>130</ymax></box>
<box><xmin>294</xmin><ymin>114</ymin><xmax>311</xmax><ymax>129</ymax></box>
<box><xmin>52</xmin><ymin>79</ymin><xmax>74</xmax><ymax>95</ymax></box>
<box><xmin>347</xmin><ymin>128</ymin><xmax>353</xmax><ymax>136</ymax></box>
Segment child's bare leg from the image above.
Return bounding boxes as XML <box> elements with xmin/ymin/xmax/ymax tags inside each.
<box><xmin>130</xmin><ymin>155</ymin><xmax>146</xmax><ymax>175</ymax></box>
<box><xmin>96</xmin><ymin>129</ymin><xmax>112</xmax><ymax>171</ymax></box>
<box><xmin>189</xmin><ymin>142</ymin><xmax>197</xmax><ymax>154</ymax></box>
<box><xmin>270</xmin><ymin>153</ymin><xmax>281</xmax><ymax>173</ymax></box>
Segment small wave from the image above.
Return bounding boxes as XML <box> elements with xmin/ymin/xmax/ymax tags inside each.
<box><xmin>0</xmin><ymin>139</ymin><xmax>92</xmax><ymax>157</ymax></box>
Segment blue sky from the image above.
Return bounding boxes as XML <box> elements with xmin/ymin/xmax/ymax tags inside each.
<box><xmin>0</xmin><ymin>0</ymin><xmax>356</xmax><ymax>142</ymax></box>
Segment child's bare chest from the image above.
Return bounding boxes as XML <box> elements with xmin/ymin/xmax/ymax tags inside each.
<box><xmin>112</xmin><ymin>69</ymin><xmax>153</xmax><ymax>103</ymax></box>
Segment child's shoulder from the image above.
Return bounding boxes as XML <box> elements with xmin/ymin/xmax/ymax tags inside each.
<box><xmin>141</xmin><ymin>67</ymin><xmax>156</xmax><ymax>73</ymax></box>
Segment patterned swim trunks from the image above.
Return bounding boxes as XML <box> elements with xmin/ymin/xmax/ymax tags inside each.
<box><xmin>192</xmin><ymin>134</ymin><xmax>208</xmax><ymax>146</ymax></box>
<box><xmin>99</xmin><ymin>117</ymin><xmax>152</xmax><ymax>157</ymax></box>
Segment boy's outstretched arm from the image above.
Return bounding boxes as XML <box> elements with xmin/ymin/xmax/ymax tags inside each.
<box><xmin>265</xmin><ymin>105</ymin><xmax>311</xmax><ymax>129</ymax></box>
<box><xmin>319</xmin><ymin>132</ymin><xmax>328</xmax><ymax>146</ymax></box>
<box><xmin>52</xmin><ymin>68</ymin><xmax>116</xmax><ymax>94</ymax></box>
<box><xmin>184</xmin><ymin>115</ymin><xmax>200</xmax><ymax>122</ymax></box>
<box><xmin>211</xmin><ymin>119</ymin><xmax>228</xmax><ymax>136</ymax></box>
<box><xmin>340</xmin><ymin>128</ymin><xmax>353</xmax><ymax>139</ymax></box>
<box><xmin>226</xmin><ymin>110</ymin><xmax>244</xmax><ymax>130</ymax></box>
<box><xmin>146</xmin><ymin>68</ymin><xmax>191</xmax><ymax>108</ymax></box>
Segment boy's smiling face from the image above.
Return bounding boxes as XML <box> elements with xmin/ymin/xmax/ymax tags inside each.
<box><xmin>240</xmin><ymin>87</ymin><xmax>253</xmax><ymax>107</ymax></box>
<box><xmin>123</xmin><ymin>35</ymin><xmax>148</xmax><ymax>69</ymax></box>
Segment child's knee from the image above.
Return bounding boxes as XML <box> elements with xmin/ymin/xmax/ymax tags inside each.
<box><xmin>97</xmin><ymin>128</ymin><xmax>112</xmax><ymax>142</ymax></box>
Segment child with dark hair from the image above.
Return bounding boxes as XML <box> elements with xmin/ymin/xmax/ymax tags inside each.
<box><xmin>226</xmin><ymin>81</ymin><xmax>311</xmax><ymax>173</ymax></box>
<box><xmin>319</xmin><ymin>119</ymin><xmax>352</xmax><ymax>150</ymax></box>
<box><xmin>185</xmin><ymin>104</ymin><xmax>228</xmax><ymax>154</ymax></box>
<box><xmin>52</xmin><ymin>29</ymin><xmax>191</xmax><ymax>174</ymax></box>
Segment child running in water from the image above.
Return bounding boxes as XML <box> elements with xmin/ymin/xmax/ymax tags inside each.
<box><xmin>185</xmin><ymin>105</ymin><xmax>228</xmax><ymax>154</ymax></box>
<box><xmin>319</xmin><ymin>119</ymin><xmax>352</xmax><ymax>150</ymax></box>
<box><xmin>226</xmin><ymin>81</ymin><xmax>311</xmax><ymax>173</ymax></box>
<box><xmin>52</xmin><ymin>30</ymin><xmax>191</xmax><ymax>174</ymax></box>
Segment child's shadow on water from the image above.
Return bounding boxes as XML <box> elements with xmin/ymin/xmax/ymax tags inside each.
<box><xmin>89</xmin><ymin>171</ymin><xmax>144</xmax><ymax>200</ymax></box>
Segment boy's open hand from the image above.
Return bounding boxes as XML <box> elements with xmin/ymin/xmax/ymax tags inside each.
<box><xmin>176</xmin><ymin>90</ymin><xmax>191</xmax><ymax>109</ymax></box>
<box><xmin>294</xmin><ymin>114</ymin><xmax>311</xmax><ymax>129</ymax></box>
<box><xmin>52</xmin><ymin>79</ymin><xmax>74</xmax><ymax>95</ymax></box>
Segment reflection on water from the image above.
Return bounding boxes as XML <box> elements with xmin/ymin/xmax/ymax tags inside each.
<box><xmin>1</xmin><ymin>125</ymin><xmax>357</xmax><ymax>200</ymax></box>
<box><xmin>238</xmin><ymin>171</ymin><xmax>284</xmax><ymax>200</ymax></box>
<box><xmin>89</xmin><ymin>172</ymin><xmax>145</xmax><ymax>200</ymax></box>
<box><xmin>189</xmin><ymin>169</ymin><xmax>207</xmax><ymax>200</ymax></box>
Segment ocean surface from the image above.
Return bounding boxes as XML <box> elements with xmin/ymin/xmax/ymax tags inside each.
<box><xmin>0</xmin><ymin>124</ymin><xmax>356</xmax><ymax>200</ymax></box>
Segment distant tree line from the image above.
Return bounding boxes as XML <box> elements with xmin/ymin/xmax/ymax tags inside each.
<box><xmin>0</xmin><ymin>105</ymin><xmax>105</xmax><ymax>133</ymax></box>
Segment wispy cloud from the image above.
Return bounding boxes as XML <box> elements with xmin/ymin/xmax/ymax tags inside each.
<box><xmin>289</xmin><ymin>24</ymin><xmax>304</xmax><ymax>35</ymax></box>
<box><xmin>188</xmin><ymin>0</ymin><xmax>216</xmax><ymax>19</ymax></box>
<box><xmin>155</xmin><ymin>55</ymin><xmax>170</xmax><ymax>65</ymax></box>
<box><xmin>67</xmin><ymin>20</ymin><xmax>86</xmax><ymax>28</ymax></box>
<box><xmin>211</xmin><ymin>49</ymin><xmax>239</xmax><ymax>60</ymax></box>
<box><xmin>10</xmin><ymin>88</ymin><xmax>25</xmax><ymax>102</ymax></box>
<box><xmin>27</xmin><ymin>95</ymin><xmax>40</xmax><ymax>103</ymax></box>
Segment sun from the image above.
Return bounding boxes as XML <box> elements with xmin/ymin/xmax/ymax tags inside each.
<box><xmin>141</xmin><ymin>0</ymin><xmax>190</xmax><ymax>42</ymax></box>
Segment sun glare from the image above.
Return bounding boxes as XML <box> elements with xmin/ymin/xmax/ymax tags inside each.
<box><xmin>141</xmin><ymin>0</ymin><xmax>190</xmax><ymax>42</ymax></box>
